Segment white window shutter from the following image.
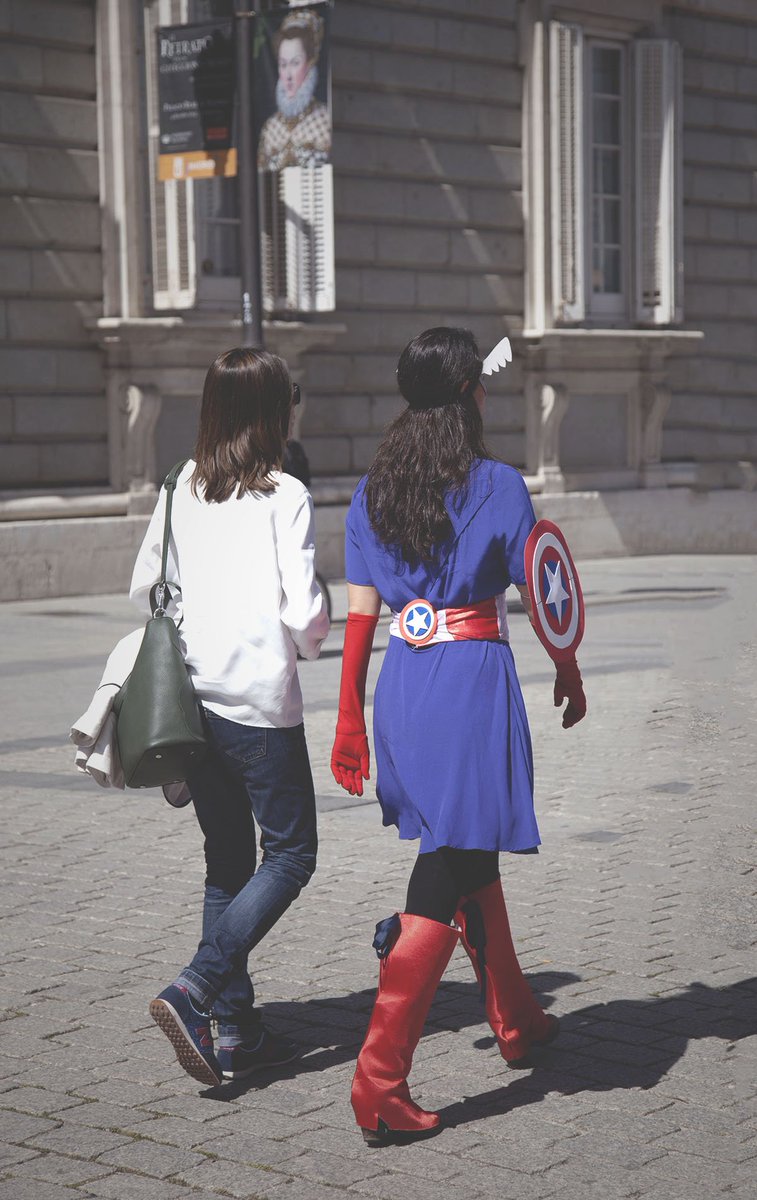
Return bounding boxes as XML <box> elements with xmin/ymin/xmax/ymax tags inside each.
<box><xmin>634</xmin><ymin>40</ymin><xmax>682</xmax><ymax>325</ymax></box>
<box><xmin>262</xmin><ymin>165</ymin><xmax>335</xmax><ymax>313</ymax></box>
<box><xmin>144</xmin><ymin>0</ymin><xmax>197</xmax><ymax>310</ymax></box>
<box><xmin>550</xmin><ymin>21</ymin><xmax>584</xmax><ymax>324</ymax></box>
<box><xmin>261</xmin><ymin>171</ymin><xmax>288</xmax><ymax>312</ymax></box>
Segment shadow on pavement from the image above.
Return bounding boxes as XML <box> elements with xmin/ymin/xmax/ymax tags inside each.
<box><xmin>201</xmin><ymin>975</ymin><xmax>757</xmax><ymax>1114</ymax></box>
<box><xmin>201</xmin><ymin>971</ymin><xmax>575</xmax><ymax>1101</ymax></box>
<box><xmin>439</xmin><ymin>976</ymin><xmax>757</xmax><ymax>1128</ymax></box>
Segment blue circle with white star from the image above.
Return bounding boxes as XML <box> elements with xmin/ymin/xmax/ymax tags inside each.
<box><xmin>399</xmin><ymin>598</ymin><xmax>438</xmax><ymax>645</ymax></box>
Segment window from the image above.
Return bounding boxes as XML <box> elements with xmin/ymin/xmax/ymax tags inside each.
<box><xmin>549</xmin><ymin>22</ymin><xmax>681</xmax><ymax>327</ymax></box>
<box><xmin>587</xmin><ymin>42</ymin><xmax>626</xmax><ymax>317</ymax></box>
<box><xmin>143</xmin><ymin>0</ymin><xmax>335</xmax><ymax>313</ymax></box>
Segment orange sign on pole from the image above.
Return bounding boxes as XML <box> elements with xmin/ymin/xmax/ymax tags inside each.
<box><xmin>158</xmin><ymin>148</ymin><xmax>238</xmax><ymax>181</ymax></box>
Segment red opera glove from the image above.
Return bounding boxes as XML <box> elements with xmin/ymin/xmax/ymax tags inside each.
<box><xmin>331</xmin><ymin>612</ymin><xmax>378</xmax><ymax>796</ymax></box>
<box><xmin>554</xmin><ymin>656</ymin><xmax>587</xmax><ymax>729</ymax></box>
<box><xmin>332</xmin><ymin>730</ymin><xmax>370</xmax><ymax>797</ymax></box>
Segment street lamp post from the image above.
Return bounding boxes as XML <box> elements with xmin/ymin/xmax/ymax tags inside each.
<box><xmin>234</xmin><ymin>2</ymin><xmax>264</xmax><ymax>348</ymax></box>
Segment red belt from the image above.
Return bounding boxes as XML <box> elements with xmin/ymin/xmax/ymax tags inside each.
<box><xmin>389</xmin><ymin>596</ymin><xmax>505</xmax><ymax>647</ymax></box>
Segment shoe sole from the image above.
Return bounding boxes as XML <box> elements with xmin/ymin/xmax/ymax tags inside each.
<box><xmin>361</xmin><ymin>1119</ymin><xmax>443</xmax><ymax>1148</ymax></box>
<box><xmin>221</xmin><ymin>1046</ymin><xmax>300</xmax><ymax>1080</ymax></box>
<box><xmin>149</xmin><ymin>998</ymin><xmax>222</xmax><ymax>1087</ymax></box>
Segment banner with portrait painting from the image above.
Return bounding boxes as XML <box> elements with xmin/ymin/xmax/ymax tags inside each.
<box><xmin>254</xmin><ymin>3</ymin><xmax>332</xmax><ymax>173</ymax></box>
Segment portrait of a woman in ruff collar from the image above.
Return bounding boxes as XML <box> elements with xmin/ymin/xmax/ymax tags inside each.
<box><xmin>257</xmin><ymin>8</ymin><xmax>331</xmax><ymax>173</ymax></box>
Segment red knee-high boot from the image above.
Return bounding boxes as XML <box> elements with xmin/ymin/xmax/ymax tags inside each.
<box><xmin>456</xmin><ymin>880</ymin><xmax>559</xmax><ymax>1066</ymax></box>
<box><xmin>351</xmin><ymin>913</ymin><xmax>459</xmax><ymax>1146</ymax></box>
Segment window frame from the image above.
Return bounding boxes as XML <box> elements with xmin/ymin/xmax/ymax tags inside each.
<box><xmin>583</xmin><ymin>36</ymin><xmax>631</xmax><ymax>323</ymax></box>
<box><xmin>537</xmin><ymin>16</ymin><xmax>682</xmax><ymax>334</ymax></box>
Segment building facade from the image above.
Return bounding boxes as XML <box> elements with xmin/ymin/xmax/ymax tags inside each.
<box><xmin>1</xmin><ymin>0</ymin><xmax>755</xmax><ymax>599</ymax></box>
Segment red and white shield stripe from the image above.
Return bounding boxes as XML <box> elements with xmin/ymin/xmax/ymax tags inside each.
<box><xmin>524</xmin><ymin>520</ymin><xmax>585</xmax><ymax>662</ymax></box>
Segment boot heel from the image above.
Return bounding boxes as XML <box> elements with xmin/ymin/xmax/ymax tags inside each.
<box><xmin>361</xmin><ymin>1121</ymin><xmax>389</xmax><ymax>1148</ymax></box>
<box><xmin>533</xmin><ymin>1013</ymin><xmax>560</xmax><ymax>1047</ymax></box>
<box><xmin>505</xmin><ymin>1013</ymin><xmax>560</xmax><ymax>1069</ymax></box>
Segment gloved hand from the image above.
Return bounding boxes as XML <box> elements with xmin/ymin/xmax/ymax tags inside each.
<box><xmin>331</xmin><ymin>612</ymin><xmax>378</xmax><ymax>796</ymax></box>
<box><xmin>331</xmin><ymin>730</ymin><xmax>370</xmax><ymax>797</ymax></box>
<box><xmin>554</xmin><ymin>656</ymin><xmax>586</xmax><ymax>729</ymax></box>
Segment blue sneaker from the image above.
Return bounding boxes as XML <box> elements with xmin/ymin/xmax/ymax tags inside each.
<box><xmin>149</xmin><ymin>984</ymin><xmax>222</xmax><ymax>1087</ymax></box>
<box><xmin>217</xmin><ymin>1029</ymin><xmax>299</xmax><ymax>1080</ymax></box>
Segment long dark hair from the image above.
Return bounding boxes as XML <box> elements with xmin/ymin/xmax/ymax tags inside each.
<box><xmin>192</xmin><ymin>348</ymin><xmax>292</xmax><ymax>502</ymax></box>
<box><xmin>365</xmin><ymin>327</ymin><xmax>492</xmax><ymax>564</ymax></box>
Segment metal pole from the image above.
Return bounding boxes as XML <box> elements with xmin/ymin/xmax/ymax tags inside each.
<box><xmin>235</xmin><ymin>2</ymin><xmax>264</xmax><ymax>348</ymax></box>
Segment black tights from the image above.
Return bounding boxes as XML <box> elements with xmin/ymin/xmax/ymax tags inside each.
<box><xmin>405</xmin><ymin>848</ymin><xmax>499</xmax><ymax>926</ymax></box>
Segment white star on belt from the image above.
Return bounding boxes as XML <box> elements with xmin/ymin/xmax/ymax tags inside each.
<box><xmin>406</xmin><ymin>608</ymin><xmax>431</xmax><ymax>637</ymax></box>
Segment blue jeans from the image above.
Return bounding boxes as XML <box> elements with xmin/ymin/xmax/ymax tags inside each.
<box><xmin>177</xmin><ymin>712</ymin><xmax>317</xmax><ymax>1042</ymax></box>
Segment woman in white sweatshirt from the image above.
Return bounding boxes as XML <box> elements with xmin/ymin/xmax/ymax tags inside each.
<box><xmin>130</xmin><ymin>347</ymin><xmax>329</xmax><ymax>1087</ymax></box>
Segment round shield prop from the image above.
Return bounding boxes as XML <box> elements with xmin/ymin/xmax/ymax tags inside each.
<box><xmin>524</xmin><ymin>520</ymin><xmax>584</xmax><ymax>662</ymax></box>
<box><xmin>398</xmin><ymin>598</ymin><xmax>438</xmax><ymax>647</ymax></box>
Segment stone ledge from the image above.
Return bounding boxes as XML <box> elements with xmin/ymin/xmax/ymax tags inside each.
<box><xmin>0</xmin><ymin>514</ymin><xmax>150</xmax><ymax>602</ymax></box>
<box><xmin>0</xmin><ymin>491</ymin><xmax>130</xmax><ymax>522</ymax></box>
<box><xmin>531</xmin><ymin>487</ymin><xmax>757</xmax><ymax>558</ymax></box>
<box><xmin>91</xmin><ymin>315</ymin><xmax>347</xmax><ymax>369</ymax></box>
<box><xmin>1</xmin><ymin>487</ymin><xmax>754</xmax><ymax>602</ymax></box>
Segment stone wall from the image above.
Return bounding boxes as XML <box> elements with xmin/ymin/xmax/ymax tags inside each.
<box><xmin>2</xmin><ymin>484</ymin><xmax>755</xmax><ymax>601</ymax></box>
<box><xmin>0</xmin><ymin>0</ymin><xmax>105</xmax><ymax>490</ymax></box>
<box><xmin>667</xmin><ymin>5</ymin><xmax>757</xmax><ymax>478</ymax></box>
<box><xmin>299</xmin><ymin>0</ymin><xmax>527</xmax><ymax>476</ymax></box>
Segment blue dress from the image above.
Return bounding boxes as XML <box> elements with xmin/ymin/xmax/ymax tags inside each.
<box><xmin>345</xmin><ymin>459</ymin><xmax>540</xmax><ymax>854</ymax></box>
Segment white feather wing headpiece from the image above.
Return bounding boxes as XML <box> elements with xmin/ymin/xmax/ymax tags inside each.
<box><xmin>481</xmin><ymin>336</ymin><xmax>512</xmax><ymax>376</ymax></box>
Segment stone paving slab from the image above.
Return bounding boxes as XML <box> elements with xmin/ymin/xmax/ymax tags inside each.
<box><xmin>0</xmin><ymin>556</ymin><xmax>756</xmax><ymax>1199</ymax></box>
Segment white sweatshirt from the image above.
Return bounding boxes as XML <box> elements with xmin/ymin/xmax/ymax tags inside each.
<box><xmin>129</xmin><ymin>462</ymin><xmax>330</xmax><ymax>728</ymax></box>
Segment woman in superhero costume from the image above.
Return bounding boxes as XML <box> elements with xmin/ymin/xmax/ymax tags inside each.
<box><xmin>331</xmin><ymin>327</ymin><xmax>587</xmax><ymax>1146</ymax></box>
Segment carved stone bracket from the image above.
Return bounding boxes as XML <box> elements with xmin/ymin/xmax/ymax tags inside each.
<box><xmin>639</xmin><ymin>379</ymin><xmax>672</xmax><ymax>487</ymax></box>
<box><xmin>540</xmin><ymin>383</ymin><xmax>569</xmax><ymax>468</ymax></box>
<box><xmin>527</xmin><ymin>380</ymin><xmax>570</xmax><ymax>492</ymax></box>
<box><xmin>123</xmin><ymin>383</ymin><xmax>161</xmax><ymax>497</ymax></box>
<box><xmin>641</xmin><ymin>380</ymin><xmax>671</xmax><ymax>465</ymax></box>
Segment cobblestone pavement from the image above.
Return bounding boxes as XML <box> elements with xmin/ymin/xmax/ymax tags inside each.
<box><xmin>1</xmin><ymin>555</ymin><xmax>755</xmax><ymax>1200</ymax></box>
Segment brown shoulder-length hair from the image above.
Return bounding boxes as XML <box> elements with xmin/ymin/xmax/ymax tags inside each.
<box><xmin>192</xmin><ymin>348</ymin><xmax>292</xmax><ymax>503</ymax></box>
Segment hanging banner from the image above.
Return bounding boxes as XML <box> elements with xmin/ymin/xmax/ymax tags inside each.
<box><xmin>157</xmin><ymin>20</ymin><xmax>237</xmax><ymax>181</ymax></box>
<box><xmin>254</xmin><ymin>4</ymin><xmax>332</xmax><ymax>173</ymax></box>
